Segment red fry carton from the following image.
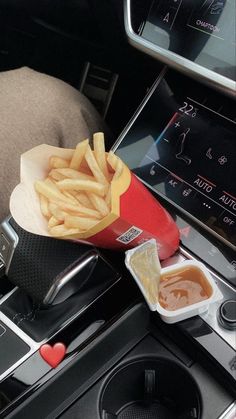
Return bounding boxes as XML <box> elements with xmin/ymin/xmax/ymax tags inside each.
<box><xmin>10</xmin><ymin>144</ymin><xmax>179</xmax><ymax>259</ymax></box>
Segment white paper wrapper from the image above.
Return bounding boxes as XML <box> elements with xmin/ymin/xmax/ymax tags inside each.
<box><xmin>10</xmin><ymin>144</ymin><xmax>74</xmax><ymax>236</ymax></box>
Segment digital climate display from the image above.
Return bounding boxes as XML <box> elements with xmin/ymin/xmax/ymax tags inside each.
<box><xmin>142</xmin><ymin>0</ymin><xmax>236</xmax><ymax>81</ymax></box>
<box><xmin>115</xmin><ymin>72</ymin><xmax>236</xmax><ymax>248</ymax></box>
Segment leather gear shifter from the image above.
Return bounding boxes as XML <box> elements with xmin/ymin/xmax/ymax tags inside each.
<box><xmin>1</xmin><ymin>218</ymin><xmax>101</xmax><ymax>305</ymax></box>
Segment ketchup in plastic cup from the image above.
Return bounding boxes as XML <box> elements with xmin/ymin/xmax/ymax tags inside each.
<box><xmin>157</xmin><ymin>261</ymin><xmax>223</xmax><ymax>323</ymax></box>
<box><xmin>10</xmin><ymin>144</ymin><xmax>179</xmax><ymax>259</ymax></box>
<box><xmin>125</xmin><ymin>240</ymin><xmax>223</xmax><ymax>323</ymax></box>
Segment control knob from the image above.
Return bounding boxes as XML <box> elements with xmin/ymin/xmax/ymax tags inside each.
<box><xmin>218</xmin><ymin>300</ymin><xmax>236</xmax><ymax>330</ymax></box>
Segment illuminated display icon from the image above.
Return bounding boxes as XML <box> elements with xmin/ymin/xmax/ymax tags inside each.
<box><xmin>175</xmin><ymin>128</ymin><xmax>192</xmax><ymax>165</ymax></box>
<box><xmin>209</xmin><ymin>1</ymin><xmax>225</xmax><ymax>15</ymax></box>
<box><xmin>218</xmin><ymin>155</ymin><xmax>228</xmax><ymax>165</ymax></box>
<box><xmin>206</xmin><ymin>148</ymin><xmax>213</xmax><ymax>159</ymax></box>
<box><xmin>150</xmin><ymin>165</ymin><xmax>156</xmax><ymax>176</ymax></box>
<box><xmin>188</xmin><ymin>0</ymin><xmax>226</xmax><ymax>38</ymax></box>
<box><xmin>182</xmin><ymin>188</ymin><xmax>193</xmax><ymax>197</ymax></box>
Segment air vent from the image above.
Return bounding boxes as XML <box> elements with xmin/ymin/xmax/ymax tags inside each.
<box><xmin>130</xmin><ymin>0</ymin><xmax>153</xmax><ymax>34</ymax></box>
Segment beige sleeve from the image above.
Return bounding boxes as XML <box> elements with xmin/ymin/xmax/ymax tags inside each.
<box><xmin>0</xmin><ymin>67</ymin><xmax>108</xmax><ymax>221</ymax></box>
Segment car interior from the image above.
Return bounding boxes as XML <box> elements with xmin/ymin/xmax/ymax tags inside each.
<box><xmin>0</xmin><ymin>1</ymin><xmax>235</xmax><ymax>418</ymax></box>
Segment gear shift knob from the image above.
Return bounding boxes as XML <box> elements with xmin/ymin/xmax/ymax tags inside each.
<box><xmin>0</xmin><ymin>217</ymin><xmax>110</xmax><ymax>306</ymax></box>
<box><xmin>41</xmin><ymin>250</ymin><xmax>98</xmax><ymax>305</ymax></box>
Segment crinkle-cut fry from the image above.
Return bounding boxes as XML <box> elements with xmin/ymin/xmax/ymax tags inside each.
<box><xmin>48</xmin><ymin>216</ymin><xmax>62</xmax><ymax>228</ymax></box>
<box><xmin>64</xmin><ymin>215</ymin><xmax>99</xmax><ymax>230</ymax></box>
<box><xmin>53</xmin><ymin>168</ymin><xmax>95</xmax><ymax>181</ymax></box>
<box><xmin>39</xmin><ymin>194</ymin><xmax>51</xmax><ymax>218</ymax></box>
<box><xmin>76</xmin><ymin>192</ymin><xmax>95</xmax><ymax>209</ymax></box>
<box><xmin>87</xmin><ymin>193</ymin><xmax>110</xmax><ymax>217</ymax></box>
<box><xmin>105</xmin><ymin>186</ymin><xmax>111</xmax><ymax>207</ymax></box>
<box><xmin>35</xmin><ymin>180</ymin><xmax>76</xmax><ymax>205</ymax></box>
<box><xmin>85</xmin><ymin>145</ymin><xmax>109</xmax><ymax>186</ymax></box>
<box><xmin>49</xmin><ymin>156</ymin><xmax>69</xmax><ymax>169</ymax></box>
<box><xmin>49</xmin><ymin>225</ymin><xmax>81</xmax><ymax>237</ymax></box>
<box><xmin>69</xmin><ymin>139</ymin><xmax>89</xmax><ymax>170</ymax></box>
<box><xmin>56</xmin><ymin>200</ymin><xmax>102</xmax><ymax>219</ymax></box>
<box><xmin>56</xmin><ymin>179</ymin><xmax>106</xmax><ymax>197</ymax></box>
<box><xmin>48</xmin><ymin>203</ymin><xmax>67</xmax><ymax>221</ymax></box>
<box><xmin>49</xmin><ymin>169</ymin><xmax>67</xmax><ymax>181</ymax></box>
<box><xmin>93</xmin><ymin>132</ymin><xmax>109</xmax><ymax>179</ymax></box>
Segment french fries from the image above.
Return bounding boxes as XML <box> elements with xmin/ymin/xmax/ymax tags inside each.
<box><xmin>49</xmin><ymin>156</ymin><xmax>69</xmax><ymax>169</ymax></box>
<box><xmin>69</xmin><ymin>139</ymin><xmax>89</xmax><ymax>170</ymax></box>
<box><xmin>93</xmin><ymin>132</ymin><xmax>109</xmax><ymax>179</ymax></box>
<box><xmin>34</xmin><ymin>134</ymin><xmax>124</xmax><ymax>238</ymax></box>
<box><xmin>57</xmin><ymin>179</ymin><xmax>107</xmax><ymax>196</ymax></box>
<box><xmin>87</xmin><ymin>193</ymin><xmax>110</xmax><ymax>217</ymax></box>
<box><xmin>85</xmin><ymin>145</ymin><xmax>109</xmax><ymax>186</ymax></box>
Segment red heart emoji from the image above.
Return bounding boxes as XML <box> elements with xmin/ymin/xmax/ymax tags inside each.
<box><xmin>39</xmin><ymin>343</ymin><xmax>66</xmax><ymax>368</ymax></box>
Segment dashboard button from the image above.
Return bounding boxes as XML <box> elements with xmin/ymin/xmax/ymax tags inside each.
<box><xmin>135</xmin><ymin>163</ymin><xmax>166</xmax><ymax>190</ymax></box>
<box><xmin>165</xmin><ymin>174</ymin><xmax>183</xmax><ymax>200</ymax></box>
<box><xmin>189</xmin><ymin>194</ymin><xmax>222</xmax><ymax>224</ymax></box>
<box><xmin>210</xmin><ymin>212</ymin><xmax>236</xmax><ymax>246</ymax></box>
<box><xmin>218</xmin><ymin>300</ymin><xmax>236</xmax><ymax>330</ymax></box>
<box><xmin>155</xmin><ymin>4</ymin><xmax>178</xmax><ymax>30</ymax></box>
<box><xmin>175</xmin><ymin>183</ymin><xmax>197</xmax><ymax>211</ymax></box>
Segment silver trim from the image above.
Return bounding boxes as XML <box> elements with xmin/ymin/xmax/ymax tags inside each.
<box><xmin>0</xmin><ymin>311</ymin><xmax>38</xmax><ymax>382</ymax></box>
<box><xmin>0</xmin><ymin>217</ymin><xmax>19</xmax><ymax>274</ymax></box>
<box><xmin>0</xmin><ymin>259</ymin><xmax>5</xmax><ymax>276</ymax></box>
<box><xmin>112</xmin><ymin>66</ymin><xmax>167</xmax><ymax>151</ymax></box>
<box><xmin>218</xmin><ymin>402</ymin><xmax>236</xmax><ymax>419</ymax></box>
<box><xmin>0</xmin><ymin>286</ymin><xmax>18</xmax><ymax>305</ymax></box>
<box><xmin>124</xmin><ymin>0</ymin><xmax>236</xmax><ymax>98</ymax></box>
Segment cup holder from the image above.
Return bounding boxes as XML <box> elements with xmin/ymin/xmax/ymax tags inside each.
<box><xmin>99</xmin><ymin>357</ymin><xmax>201</xmax><ymax>419</ymax></box>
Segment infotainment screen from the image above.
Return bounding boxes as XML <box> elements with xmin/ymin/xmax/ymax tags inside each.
<box><xmin>142</xmin><ymin>0</ymin><xmax>236</xmax><ymax>81</ymax></box>
<box><xmin>115</xmin><ymin>71</ymin><xmax>236</xmax><ymax>248</ymax></box>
